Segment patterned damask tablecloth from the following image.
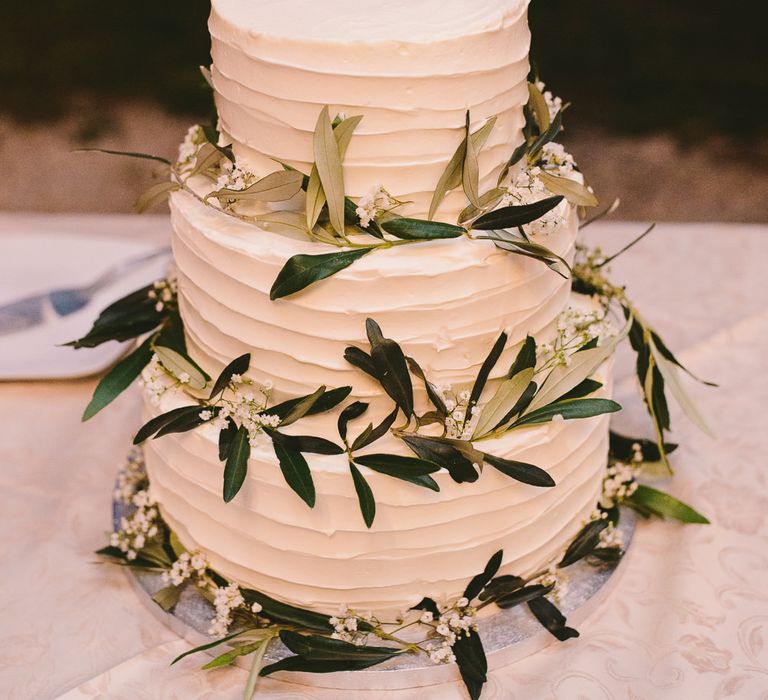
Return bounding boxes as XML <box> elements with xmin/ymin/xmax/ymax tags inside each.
<box><xmin>0</xmin><ymin>214</ymin><xmax>766</xmax><ymax>700</ymax></box>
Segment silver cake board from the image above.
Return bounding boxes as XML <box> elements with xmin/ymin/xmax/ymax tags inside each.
<box><xmin>115</xmin><ymin>454</ymin><xmax>635</xmax><ymax>691</ymax></box>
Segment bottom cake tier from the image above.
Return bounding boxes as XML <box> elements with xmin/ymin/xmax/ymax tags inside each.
<box><xmin>141</xmin><ymin>360</ymin><xmax>613</xmax><ymax>616</ymax></box>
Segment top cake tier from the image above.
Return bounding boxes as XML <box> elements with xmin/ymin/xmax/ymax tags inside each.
<box><xmin>209</xmin><ymin>0</ymin><xmax>532</xmax><ymax>221</ymax></box>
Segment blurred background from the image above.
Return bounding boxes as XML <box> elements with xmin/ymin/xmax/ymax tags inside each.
<box><xmin>1</xmin><ymin>0</ymin><xmax>766</xmax><ymax>220</ymax></box>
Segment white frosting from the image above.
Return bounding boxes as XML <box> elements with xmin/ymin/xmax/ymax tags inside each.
<box><xmin>144</xmin><ymin>360</ymin><xmax>612</xmax><ymax>613</ymax></box>
<box><xmin>143</xmin><ymin>0</ymin><xmax>617</xmax><ymax>616</ymax></box>
<box><xmin>209</xmin><ymin>0</ymin><xmax>531</xmax><ymax>220</ymax></box>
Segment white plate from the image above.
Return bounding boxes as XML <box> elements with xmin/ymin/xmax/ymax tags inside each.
<box><xmin>0</xmin><ymin>231</ymin><xmax>170</xmax><ymax>380</ymax></box>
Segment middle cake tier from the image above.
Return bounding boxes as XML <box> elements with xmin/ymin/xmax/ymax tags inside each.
<box><xmin>169</xmin><ymin>188</ymin><xmax>578</xmax><ymax>410</ymax></box>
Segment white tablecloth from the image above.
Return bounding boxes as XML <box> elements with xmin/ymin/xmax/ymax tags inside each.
<box><xmin>1</xmin><ymin>214</ymin><xmax>766</xmax><ymax>699</ymax></box>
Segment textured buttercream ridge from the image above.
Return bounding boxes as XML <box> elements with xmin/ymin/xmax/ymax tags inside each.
<box><xmin>210</xmin><ymin>0</ymin><xmax>529</xmax><ymax>51</ymax></box>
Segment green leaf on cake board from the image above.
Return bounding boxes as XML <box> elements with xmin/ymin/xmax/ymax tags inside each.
<box><xmin>558</xmin><ymin>519</ymin><xmax>609</xmax><ymax>567</ymax></box>
<box><xmin>627</xmin><ymin>485</ymin><xmax>709</xmax><ymax>524</ymax></box>
<box><xmin>222</xmin><ymin>424</ymin><xmax>251</xmax><ymax>503</ymax></box>
<box><xmin>527</xmin><ymin>596</ymin><xmax>579</xmax><ymax>641</ymax></box>
<box><xmin>453</xmin><ymin>629</ymin><xmax>488</xmax><ymax>700</ymax></box>
<box><xmin>82</xmin><ymin>335</ymin><xmax>154</xmax><ymax>420</ymax></box>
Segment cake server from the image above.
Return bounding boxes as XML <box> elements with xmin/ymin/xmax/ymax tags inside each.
<box><xmin>0</xmin><ymin>246</ymin><xmax>171</xmax><ymax>336</ymax></box>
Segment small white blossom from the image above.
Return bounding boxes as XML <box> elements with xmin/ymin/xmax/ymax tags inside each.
<box><xmin>355</xmin><ymin>185</ymin><xmax>398</xmax><ymax>228</ymax></box>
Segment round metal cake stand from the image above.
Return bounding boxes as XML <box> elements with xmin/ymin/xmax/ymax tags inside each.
<box><xmin>114</xmin><ymin>452</ymin><xmax>635</xmax><ymax>691</ymax></box>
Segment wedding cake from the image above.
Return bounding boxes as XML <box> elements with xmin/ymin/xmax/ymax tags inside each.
<box><xmin>139</xmin><ymin>0</ymin><xmax>615</xmax><ymax>616</ymax></box>
<box><xmin>72</xmin><ymin>0</ymin><xmax>711</xmax><ymax>693</ymax></box>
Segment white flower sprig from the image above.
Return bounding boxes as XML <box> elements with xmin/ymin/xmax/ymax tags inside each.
<box><xmin>109</xmin><ymin>488</ymin><xmax>159</xmax><ymax>561</ymax></box>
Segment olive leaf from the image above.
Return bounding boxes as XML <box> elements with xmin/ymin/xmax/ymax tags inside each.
<box><xmin>478</xmin><ymin>574</ymin><xmax>525</xmax><ymax>602</ymax></box>
<box><xmin>609</xmin><ymin>431</ymin><xmax>677</xmax><ymax>463</ymax></box>
<box><xmin>462</xmin><ymin>111</ymin><xmax>481</xmax><ymax>207</ymax></box>
<box><xmin>240</xmin><ymin>590</ymin><xmax>333</xmax><ymax>632</ymax></box>
<box><xmin>209</xmin><ymin>353</ymin><xmax>251</xmax><ymax>399</ymax></box>
<box><xmin>525</xmin><ymin>321</ymin><xmax>628</xmax><ymax>414</ymax></box>
<box><xmin>380</xmin><ymin>218</ymin><xmax>465</xmax><ymax>240</ymax></box>
<box><xmin>271</xmin><ymin>439</ymin><xmax>316</xmax><ymax>507</ymax></box>
<box><xmin>306</xmin><ymin>114</ymin><xmax>363</xmax><ymax>230</ymax></box>
<box><xmin>453</xmin><ymin>630</ymin><xmax>488</xmax><ymax>700</ymax></box>
<box><xmin>527</xmin><ymin>596</ymin><xmax>579</xmax><ymax>641</ymax></box>
<box><xmin>559</xmin><ymin>519</ymin><xmax>609</xmax><ymax>567</ymax></box>
<box><xmin>458</xmin><ymin>188</ymin><xmax>506</xmax><ymax>227</ymax></box>
<box><xmin>473</xmin><ymin>368</ymin><xmax>535</xmax><ymax>438</ymax></box>
<box><xmin>154</xmin><ymin>345</ymin><xmax>209</xmax><ymax>390</ymax></box>
<box><xmin>527</xmin><ymin>108</ymin><xmax>563</xmax><ymax>161</ymax></box>
<box><xmin>400</xmin><ymin>434</ymin><xmax>480</xmax><ymax>483</ymax></box>
<box><xmin>268</xmin><ymin>430</ymin><xmax>344</xmax><ymax>456</ymax></box>
<box><xmin>627</xmin><ymin>485</ymin><xmax>709</xmax><ymax>524</ymax></box>
<box><xmin>338</xmin><ymin>401</ymin><xmax>369</xmax><ymax>441</ymax></box>
<box><xmin>270</xmin><ymin>248</ymin><xmax>374</xmax><ymax>300</ymax></box>
<box><xmin>83</xmin><ymin>335</ymin><xmax>154</xmax><ymax>421</ymax></box>
<box><xmin>472</xmin><ymin>196</ymin><xmax>564</xmax><ymax>230</ymax></box>
<box><xmin>135</xmin><ymin>180</ymin><xmax>179</xmax><ymax>213</ymax></box>
<box><xmin>313</xmin><ymin>106</ymin><xmax>346</xmax><ymax>236</ymax></box>
<box><xmin>208</xmin><ymin>170</ymin><xmax>304</xmax><ymax>203</ymax></box>
<box><xmin>278</xmin><ymin>630</ymin><xmax>399</xmax><ymax>662</ymax></box>
<box><xmin>223</xmin><ymin>424</ymin><xmax>251</xmax><ymax>502</ymax></box>
<box><xmin>350</xmin><ymin>463</ymin><xmax>376</xmax><ymax>527</ymax></box>
<box><xmin>482</xmin><ymin>453</ymin><xmax>555</xmax><ymax>487</ymax></box>
<box><xmin>650</xmin><ymin>335</ymin><xmax>715</xmax><ymax>438</ymax></box>
<box><xmin>260</xmin><ymin>656</ymin><xmax>387</xmax><ymax>676</ymax></box>
<box><xmin>65</xmin><ymin>283</ymin><xmax>164</xmax><ymax>348</ymax></box>
<box><xmin>76</xmin><ymin>147</ymin><xmax>171</xmax><ymax>165</ymax></box>
<box><xmin>538</xmin><ymin>171</ymin><xmax>598</xmax><ymax>207</ymax></box>
<box><xmin>558</xmin><ymin>378</ymin><xmax>603</xmax><ymax>401</ymax></box>
<box><xmin>154</xmin><ymin>406</ymin><xmax>219</xmax><ymax>438</ymax></box>
<box><xmin>218</xmin><ymin>416</ymin><xmax>238</xmax><ymax>461</ymax></box>
<box><xmin>254</xmin><ymin>211</ymin><xmax>310</xmax><ymax>237</ymax></box>
<box><xmin>344</xmin><ymin>346</ymin><xmax>378</xmax><ymax>379</ymax></box>
<box><xmin>464</xmin><ymin>549</ymin><xmax>503</xmax><ymax>601</ymax></box>
<box><xmin>467</xmin><ymin>331</ymin><xmax>507</xmax><ymax>421</ymax></box>
<box><xmin>351</xmin><ymin>405</ymin><xmax>399</xmax><ymax>450</ymax></box>
<box><xmin>478</xmin><ymin>229</ymin><xmax>571</xmax><ymax>278</ymax></box>
<box><xmin>133</xmin><ymin>404</ymin><xmax>203</xmax><ymax>444</ymax></box>
<box><xmin>353</xmin><ymin>454</ymin><xmax>440</xmax><ymax>491</ymax></box>
<box><xmin>428</xmin><ymin>115</ymin><xmax>497</xmax><ymax>220</ymax></box>
<box><xmin>507</xmin><ymin>335</ymin><xmax>537</xmax><ymax>377</ymax></box>
<box><xmin>366</xmin><ymin>318</ymin><xmax>414</xmax><ymax>417</ymax></box>
<box><xmin>406</xmin><ymin>356</ymin><xmax>448</xmax><ymax>416</ymax></box>
<box><xmin>527</xmin><ymin>81</ymin><xmax>551</xmax><ymax>131</ymax></box>
<box><xmin>202</xmin><ymin>641</ymin><xmax>266</xmax><ymax>670</ymax></box>
<box><xmin>511</xmin><ymin>397</ymin><xmax>621</xmax><ymax>428</ymax></box>
<box><xmin>496</xmin><ymin>583</ymin><xmax>553</xmax><ymax>609</ymax></box>
<box><xmin>270</xmin><ymin>386</ymin><xmax>352</xmax><ymax>422</ymax></box>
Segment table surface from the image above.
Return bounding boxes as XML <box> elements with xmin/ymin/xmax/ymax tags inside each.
<box><xmin>1</xmin><ymin>213</ymin><xmax>767</xmax><ymax>700</ymax></box>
